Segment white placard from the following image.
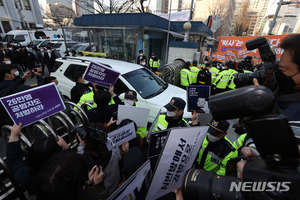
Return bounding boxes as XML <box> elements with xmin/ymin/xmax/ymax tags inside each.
<box><xmin>145</xmin><ymin>126</ymin><xmax>208</xmax><ymax>200</ymax></box>
<box><xmin>108</xmin><ymin>160</ymin><xmax>151</xmax><ymax>200</ymax></box>
<box><xmin>117</xmin><ymin>105</ymin><xmax>150</xmax><ymax>127</ymax></box>
<box><xmin>106</xmin><ymin>122</ymin><xmax>137</xmax><ymax>151</ymax></box>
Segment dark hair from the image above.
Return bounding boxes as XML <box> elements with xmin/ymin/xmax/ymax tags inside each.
<box><xmin>43</xmin><ymin>76</ymin><xmax>56</xmax><ymax>84</ymax></box>
<box><xmin>35</xmin><ymin>150</ymin><xmax>88</xmax><ymax>200</ymax></box>
<box><xmin>0</xmin><ymin>64</ymin><xmax>12</xmax><ymax>81</ymax></box>
<box><xmin>119</xmin><ymin>119</ymin><xmax>142</xmax><ymax>149</ymax></box>
<box><xmin>27</xmin><ymin>136</ymin><xmax>60</xmax><ymax>173</ymax></box>
<box><xmin>139</xmin><ymin>50</ymin><xmax>143</xmax><ymax>53</ymax></box>
<box><xmin>280</xmin><ymin>34</ymin><xmax>300</xmax><ymax>71</ymax></box>
<box><xmin>85</xmin><ymin>123</ymin><xmax>112</xmax><ymax>169</ymax></box>
<box><xmin>94</xmin><ymin>90</ymin><xmax>111</xmax><ymax>107</ymax></box>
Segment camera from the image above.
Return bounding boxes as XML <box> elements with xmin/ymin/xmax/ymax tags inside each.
<box><xmin>233</xmin><ymin>37</ymin><xmax>278</xmax><ymax>91</ymax></box>
<box><xmin>182</xmin><ymin>85</ymin><xmax>300</xmax><ymax>200</ymax></box>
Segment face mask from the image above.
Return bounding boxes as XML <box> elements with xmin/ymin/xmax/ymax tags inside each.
<box><xmin>29</xmin><ymin>48</ymin><xmax>32</xmax><ymax>51</ymax></box>
<box><xmin>47</xmin><ymin>50</ymin><xmax>51</xmax><ymax>53</ymax></box>
<box><xmin>222</xmin><ymin>66</ymin><xmax>226</xmax><ymax>70</ymax></box>
<box><xmin>14</xmin><ymin>71</ymin><xmax>20</xmax><ymax>76</ymax></box>
<box><xmin>141</xmin><ymin>62</ymin><xmax>146</xmax><ymax>66</ymax></box>
<box><xmin>56</xmin><ymin>83</ymin><xmax>61</xmax><ymax>89</ymax></box>
<box><xmin>40</xmin><ymin>49</ymin><xmax>44</xmax><ymax>52</ymax></box>
<box><xmin>276</xmin><ymin>70</ymin><xmax>299</xmax><ymax>91</ymax></box>
<box><xmin>207</xmin><ymin>133</ymin><xmax>221</xmax><ymax>142</ymax></box>
<box><xmin>166</xmin><ymin>110</ymin><xmax>176</xmax><ymax>117</ymax></box>
<box><xmin>4</xmin><ymin>61</ymin><xmax>11</xmax><ymax>65</ymax></box>
<box><xmin>83</xmin><ymin>80</ymin><xmax>89</xmax><ymax>84</ymax></box>
<box><xmin>140</xmin><ymin>54</ymin><xmax>143</xmax><ymax>57</ymax></box>
<box><xmin>124</xmin><ymin>99</ymin><xmax>134</xmax><ymax>106</ymax></box>
<box><xmin>8</xmin><ymin>48</ymin><xmax>13</xmax><ymax>51</ymax></box>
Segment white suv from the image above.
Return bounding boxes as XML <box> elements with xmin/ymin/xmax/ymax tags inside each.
<box><xmin>51</xmin><ymin>56</ymin><xmax>191</xmax><ymax>122</ymax></box>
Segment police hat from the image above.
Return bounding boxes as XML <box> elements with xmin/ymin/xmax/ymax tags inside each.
<box><xmin>164</xmin><ymin>97</ymin><xmax>186</xmax><ymax>111</ymax></box>
<box><xmin>208</xmin><ymin>119</ymin><xmax>230</xmax><ymax>136</ymax></box>
<box><xmin>125</xmin><ymin>90</ymin><xmax>138</xmax><ymax>101</ymax></box>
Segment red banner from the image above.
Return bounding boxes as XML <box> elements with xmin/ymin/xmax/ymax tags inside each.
<box><xmin>217</xmin><ymin>35</ymin><xmax>288</xmax><ymax>59</ymax></box>
<box><xmin>212</xmin><ymin>52</ymin><xmax>225</xmax><ymax>62</ymax></box>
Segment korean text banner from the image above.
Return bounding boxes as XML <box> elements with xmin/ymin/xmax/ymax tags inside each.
<box><xmin>83</xmin><ymin>61</ymin><xmax>120</xmax><ymax>88</ymax></box>
<box><xmin>146</xmin><ymin>126</ymin><xmax>208</xmax><ymax>200</ymax></box>
<box><xmin>217</xmin><ymin>35</ymin><xmax>288</xmax><ymax>58</ymax></box>
<box><xmin>0</xmin><ymin>83</ymin><xmax>65</xmax><ymax>127</ymax></box>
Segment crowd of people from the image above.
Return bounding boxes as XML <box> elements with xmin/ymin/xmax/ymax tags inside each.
<box><xmin>179</xmin><ymin>57</ymin><xmax>260</xmax><ymax>94</ymax></box>
<box><xmin>0</xmin><ymin>33</ymin><xmax>300</xmax><ymax>200</ymax></box>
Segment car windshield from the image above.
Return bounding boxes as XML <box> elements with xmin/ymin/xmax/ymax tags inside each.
<box><xmin>123</xmin><ymin>68</ymin><xmax>167</xmax><ymax>99</ymax></box>
<box><xmin>33</xmin><ymin>40</ymin><xmax>42</xmax><ymax>46</ymax></box>
<box><xmin>4</xmin><ymin>35</ymin><xmax>14</xmax><ymax>43</ymax></box>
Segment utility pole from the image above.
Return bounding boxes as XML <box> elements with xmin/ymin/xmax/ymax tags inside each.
<box><xmin>268</xmin><ymin>0</ymin><xmax>284</xmax><ymax>35</ymax></box>
<box><xmin>165</xmin><ymin>0</ymin><xmax>172</xmax><ymax>64</ymax></box>
<box><xmin>186</xmin><ymin>0</ymin><xmax>194</xmax><ymax>40</ymax></box>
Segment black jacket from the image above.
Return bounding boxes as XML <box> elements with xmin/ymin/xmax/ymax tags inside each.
<box><xmin>87</xmin><ymin>104</ymin><xmax>119</xmax><ymax>124</ymax></box>
<box><xmin>70</xmin><ymin>83</ymin><xmax>92</xmax><ymax>103</ymax></box>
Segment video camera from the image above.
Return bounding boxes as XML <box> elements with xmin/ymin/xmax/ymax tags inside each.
<box><xmin>182</xmin><ymin>85</ymin><xmax>300</xmax><ymax>199</ymax></box>
<box><xmin>233</xmin><ymin>37</ymin><xmax>278</xmax><ymax>91</ymax></box>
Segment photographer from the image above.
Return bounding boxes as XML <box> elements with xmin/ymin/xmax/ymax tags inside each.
<box><xmin>237</xmin><ymin>33</ymin><xmax>300</xmax><ymax>176</ymax></box>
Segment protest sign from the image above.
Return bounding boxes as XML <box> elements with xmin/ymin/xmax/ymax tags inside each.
<box><xmin>146</xmin><ymin>126</ymin><xmax>208</xmax><ymax>200</ymax></box>
<box><xmin>147</xmin><ymin>109</ymin><xmax>161</xmax><ymax>140</ymax></box>
<box><xmin>187</xmin><ymin>85</ymin><xmax>210</xmax><ymax>113</ymax></box>
<box><xmin>217</xmin><ymin>35</ymin><xmax>287</xmax><ymax>59</ymax></box>
<box><xmin>108</xmin><ymin>160</ymin><xmax>151</xmax><ymax>200</ymax></box>
<box><xmin>147</xmin><ymin>130</ymin><xmax>169</xmax><ymax>159</ymax></box>
<box><xmin>0</xmin><ymin>83</ymin><xmax>65</xmax><ymax>127</ymax></box>
<box><xmin>117</xmin><ymin>105</ymin><xmax>150</xmax><ymax>127</ymax></box>
<box><xmin>225</xmin><ymin>49</ymin><xmax>238</xmax><ymax>61</ymax></box>
<box><xmin>212</xmin><ymin>52</ymin><xmax>226</xmax><ymax>62</ymax></box>
<box><xmin>106</xmin><ymin>122</ymin><xmax>136</xmax><ymax>151</ymax></box>
<box><xmin>82</xmin><ymin>61</ymin><xmax>120</xmax><ymax>88</ymax></box>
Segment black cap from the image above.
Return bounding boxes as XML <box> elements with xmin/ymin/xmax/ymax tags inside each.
<box><xmin>208</xmin><ymin>119</ymin><xmax>230</xmax><ymax>136</ymax></box>
<box><xmin>164</xmin><ymin>97</ymin><xmax>186</xmax><ymax>111</ymax></box>
<box><xmin>125</xmin><ymin>90</ymin><xmax>137</xmax><ymax>101</ymax></box>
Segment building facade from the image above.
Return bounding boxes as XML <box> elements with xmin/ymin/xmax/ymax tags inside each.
<box><xmin>0</xmin><ymin>0</ymin><xmax>44</xmax><ymax>37</ymax></box>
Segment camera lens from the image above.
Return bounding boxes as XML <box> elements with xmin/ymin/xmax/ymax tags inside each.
<box><xmin>182</xmin><ymin>169</ymin><xmax>243</xmax><ymax>200</ymax></box>
<box><xmin>234</xmin><ymin>71</ymin><xmax>261</xmax><ymax>88</ymax></box>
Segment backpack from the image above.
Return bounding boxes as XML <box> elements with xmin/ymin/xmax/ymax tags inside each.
<box><xmin>196</xmin><ymin>68</ymin><xmax>211</xmax><ymax>85</ymax></box>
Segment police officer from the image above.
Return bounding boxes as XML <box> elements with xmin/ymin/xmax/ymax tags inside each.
<box><xmin>122</xmin><ymin>89</ymin><xmax>147</xmax><ymax>138</ymax></box>
<box><xmin>148</xmin><ymin>53</ymin><xmax>160</xmax><ymax>72</ymax></box>
<box><xmin>213</xmin><ymin>61</ymin><xmax>237</xmax><ymax>94</ymax></box>
<box><xmin>180</xmin><ymin>62</ymin><xmax>192</xmax><ymax>89</ymax></box>
<box><xmin>195</xmin><ymin>119</ymin><xmax>238</xmax><ymax>176</ymax></box>
<box><xmin>77</xmin><ymin>84</ymin><xmax>116</xmax><ymax>110</ymax></box>
<box><xmin>70</xmin><ymin>72</ymin><xmax>92</xmax><ymax>104</ymax></box>
<box><xmin>153</xmin><ymin>97</ymin><xmax>198</xmax><ymax>132</ymax></box>
<box><xmin>209</xmin><ymin>61</ymin><xmax>220</xmax><ymax>85</ymax></box>
<box><xmin>190</xmin><ymin>60</ymin><xmax>200</xmax><ymax>84</ymax></box>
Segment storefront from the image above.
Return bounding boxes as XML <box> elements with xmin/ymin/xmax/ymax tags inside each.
<box><xmin>69</xmin><ymin>13</ymin><xmax>213</xmax><ymax>66</ymax></box>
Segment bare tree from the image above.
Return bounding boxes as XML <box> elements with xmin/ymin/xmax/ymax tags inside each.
<box><xmin>81</xmin><ymin>0</ymin><xmax>147</xmax><ymax>14</ymax></box>
<box><xmin>233</xmin><ymin>0</ymin><xmax>250</xmax><ymax>36</ymax></box>
<box><xmin>45</xmin><ymin>3</ymin><xmax>76</xmax><ymax>27</ymax></box>
<box><xmin>208</xmin><ymin>0</ymin><xmax>235</xmax><ymax>51</ymax></box>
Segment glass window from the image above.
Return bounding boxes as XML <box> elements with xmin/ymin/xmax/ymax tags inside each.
<box><xmin>64</xmin><ymin>64</ymin><xmax>87</xmax><ymax>81</ymax></box>
<box><xmin>54</xmin><ymin>43</ymin><xmax>62</xmax><ymax>48</ymax></box>
<box><xmin>0</xmin><ymin>0</ymin><xmax>3</xmax><ymax>6</ymax></box>
<box><xmin>122</xmin><ymin>68</ymin><xmax>167</xmax><ymax>99</ymax></box>
<box><xmin>52</xmin><ymin>61</ymin><xmax>64</xmax><ymax>73</ymax></box>
<box><xmin>33</xmin><ymin>40</ymin><xmax>42</xmax><ymax>46</ymax></box>
<box><xmin>14</xmin><ymin>0</ymin><xmax>22</xmax><ymax>9</ymax></box>
<box><xmin>2</xmin><ymin>21</ymin><xmax>12</xmax><ymax>33</ymax></box>
<box><xmin>15</xmin><ymin>35</ymin><xmax>25</xmax><ymax>42</ymax></box>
